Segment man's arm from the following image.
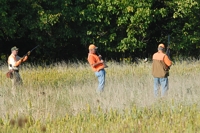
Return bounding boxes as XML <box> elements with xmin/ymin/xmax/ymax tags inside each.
<box><xmin>21</xmin><ymin>56</ymin><xmax>28</xmax><ymax>62</ymax></box>
<box><xmin>92</xmin><ymin>60</ymin><xmax>104</xmax><ymax>67</ymax></box>
<box><xmin>164</xmin><ymin>55</ymin><xmax>172</xmax><ymax>67</ymax></box>
<box><xmin>88</xmin><ymin>55</ymin><xmax>103</xmax><ymax>67</ymax></box>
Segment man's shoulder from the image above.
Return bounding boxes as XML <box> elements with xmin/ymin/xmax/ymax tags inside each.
<box><xmin>153</xmin><ymin>52</ymin><xmax>166</xmax><ymax>56</ymax></box>
<box><xmin>153</xmin><ymin>52</ymin><xmax>159</xmax><ymax>57</ymax></box>
<box><xmin>153</xmin><ymin>52</ymin><xmax>166</xmax><ymax>60</ymax></box>
<box><xmin>88</xmin><ymin>53</ymin><xmax>98</xmax><ymax>58</ymax></box>
<box><xmin>8</xmin><ymin>54</ymin><xmax>14</xmax><ymax>59</ymax></box>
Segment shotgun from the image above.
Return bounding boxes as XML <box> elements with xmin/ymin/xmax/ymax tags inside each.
<box><xmin>166</xmin><ymin>35</ymin><xmax>171</xmax><ymax>60</ymax></box>
<box><xmin>21</xmin><ymin>45</ymin><xmax>39</xmax><ymax>59</ymax></box>
<box><xmin>96</xmin><ymin>49</ymin><xmax>108</xmax><ymax>68</ymax></box>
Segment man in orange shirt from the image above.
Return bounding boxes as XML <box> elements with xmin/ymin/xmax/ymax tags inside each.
<box><xmin>87</xmin><ymin>44</ymin><xmax>106</xmax><ymax>92</ymax></box>
<box><xmin>8</xmin><ymin>46</ymin><xmax>30</xmax><ymax>92</ymax></box>
<box><xmin>152</xmin><ymin>43</ymin><xmax>172</xmax><ymax>97</ymax></box>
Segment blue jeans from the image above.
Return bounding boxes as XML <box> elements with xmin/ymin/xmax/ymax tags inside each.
<box><xmin>95</xmin><ymin>69</ymin><xmax>106</xmax><ymax>92</ymax></box>
<box><xmin>154</xmin><ymin>77</ymin><xmax>168</xmax><ymax>97</ymax></box>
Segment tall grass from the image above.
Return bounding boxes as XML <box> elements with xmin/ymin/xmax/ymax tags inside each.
<box><xmin>0</xmin><ymin>60</ymin><xmax>200</xmax><ymax>132</ymax></box>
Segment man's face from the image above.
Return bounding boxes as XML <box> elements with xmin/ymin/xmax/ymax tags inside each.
<box><xmin>90</xmin><ymin>48</ymin><xmax>96</xmax><ymax>54</ymax></box>
<box><xmin>12</xmin><ymin>50</ymin><xmax>18</xmax><ymax>56</ymax></box>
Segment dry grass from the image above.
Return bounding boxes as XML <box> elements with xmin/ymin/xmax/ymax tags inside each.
<box><xmin>0</xmin><ymin>60</ymin><xmax>200</xmax><ymax>132</ymax></box>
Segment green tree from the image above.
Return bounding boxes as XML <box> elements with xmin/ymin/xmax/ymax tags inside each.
<box><xmin>0</xmin><ymin>0</ymin><xmax>199</xmax><ymax>62</ymax></box>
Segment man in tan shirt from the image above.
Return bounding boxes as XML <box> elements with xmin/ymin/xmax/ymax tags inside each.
<box><xmin>152</xmin><ymin>44</ymin><xmax>172</xmax><ymax>97</ymax></box>
<box><xmin>7</xmin><ymin>46</ymin><xmax>30</xmax><ymax>92</ymax></box>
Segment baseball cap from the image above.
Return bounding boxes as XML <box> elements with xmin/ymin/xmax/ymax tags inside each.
<box><xmin>11</xmin><ymin>46</ymin><xmax>19</xmax><ymax>51</ymax></box>
<box><xmin>158</xmin><ymin>43</ymin><xmax>165</xmax><ymax>48</ymax></box>
<box><xmin>89</xmin><ymin>44</ymin><xmax>98</xmax><ymax>50</ymax></box>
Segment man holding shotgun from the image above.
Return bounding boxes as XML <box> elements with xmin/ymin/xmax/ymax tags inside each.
<box><xmin>152</xmin><ymin>44</ymin><xmax>172</xmax><ymax>97</ymax></box>
<box><xmin>7</xmin><ymin>46</ymin><xmax>32</xmax><ymax>92</ymax></box>
<box><xmin>87</xmin><ymin>44</ymin><xmax>106</xmax><ymax>92</ymax></box>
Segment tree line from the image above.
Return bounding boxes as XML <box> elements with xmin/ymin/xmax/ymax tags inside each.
<box><xmin>0</xmin><ymin>0</ymin><xmax>199</xmax><ymax>63</ymax></box>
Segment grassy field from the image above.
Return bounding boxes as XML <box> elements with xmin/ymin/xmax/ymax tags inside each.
<box><xmin>0</xmin><ymin>60</ymin><xmax>200</xmax><ymax>132</ymax></box>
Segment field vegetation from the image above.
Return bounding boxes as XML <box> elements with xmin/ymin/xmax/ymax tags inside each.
<box><xmin>0</xmin><ymin>60</ymin><xmax>200</xmax><ymax>132</ymax></box>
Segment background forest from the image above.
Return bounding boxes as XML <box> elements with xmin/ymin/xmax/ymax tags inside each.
<box><xmin>0</xmin><ymin>1</ymin><xmax>200</xmax><ymax>132</ymax></box>
<box><xmin>0</xmin><ymin>0</ymin><xmax>199</xmax><ymax>62</ymax></box>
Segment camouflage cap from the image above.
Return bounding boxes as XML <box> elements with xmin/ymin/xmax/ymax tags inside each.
<box><xmin>11</xmin><ymin>46</ymin><xmax>19</xmax><ymax>51</ymax></box>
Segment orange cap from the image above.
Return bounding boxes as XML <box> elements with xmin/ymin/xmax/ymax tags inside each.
<box><xmin>89</xmin><ymin>44</ymin><xmax>98</xmax><ymax>50</ymax></box>
<box><xmin>158</xmin><ymin>43</ymin><xmax>165</xmax><ymax>48</ymax></box>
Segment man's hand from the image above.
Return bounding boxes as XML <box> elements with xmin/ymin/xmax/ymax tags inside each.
<box><xmin>98</xmin><ymin>55</ymin><xmax>102</xmax><ymax>60</ymax></box>
<box><xmin>19</xmin><ymin>58</ymin><xmax>24</xmax><ymax>62</ymax></box>
<box><xmin>27</xmin><ymin>51</ymin><xmax>31</xmax><ymax>56</ymax></box>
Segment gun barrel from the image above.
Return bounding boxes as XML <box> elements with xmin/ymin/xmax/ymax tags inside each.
<box><xmin>167</xmin><ymin>35</ymin><xmax>171</xmax><ymax>60</ymax></box>
<box><xmin>21</xmin><ymin>45</ymin><xmax>39</xmax><ymax>59</ymax></box>
<box><xmin>30</xmin><ymin>45</ymin><xmax>39</xmax><ymax>52</ymax></box>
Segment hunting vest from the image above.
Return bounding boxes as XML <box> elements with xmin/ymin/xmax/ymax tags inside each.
<box><xmin>152</xmin><ymin>52</ymin><xmax>169</xmax><ymax>78</ymax></box>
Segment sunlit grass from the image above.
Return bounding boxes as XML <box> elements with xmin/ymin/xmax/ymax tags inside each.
<box><xmin>0</xmin><ymin>60</ymin><xmax>200</xmax><ymax>132</ymax></box>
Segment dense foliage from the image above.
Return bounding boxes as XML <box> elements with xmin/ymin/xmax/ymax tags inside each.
<box><xmin>0</xmin><ymin>0</ymin><xmax>199</xmax><ymax>62</ymax></box>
